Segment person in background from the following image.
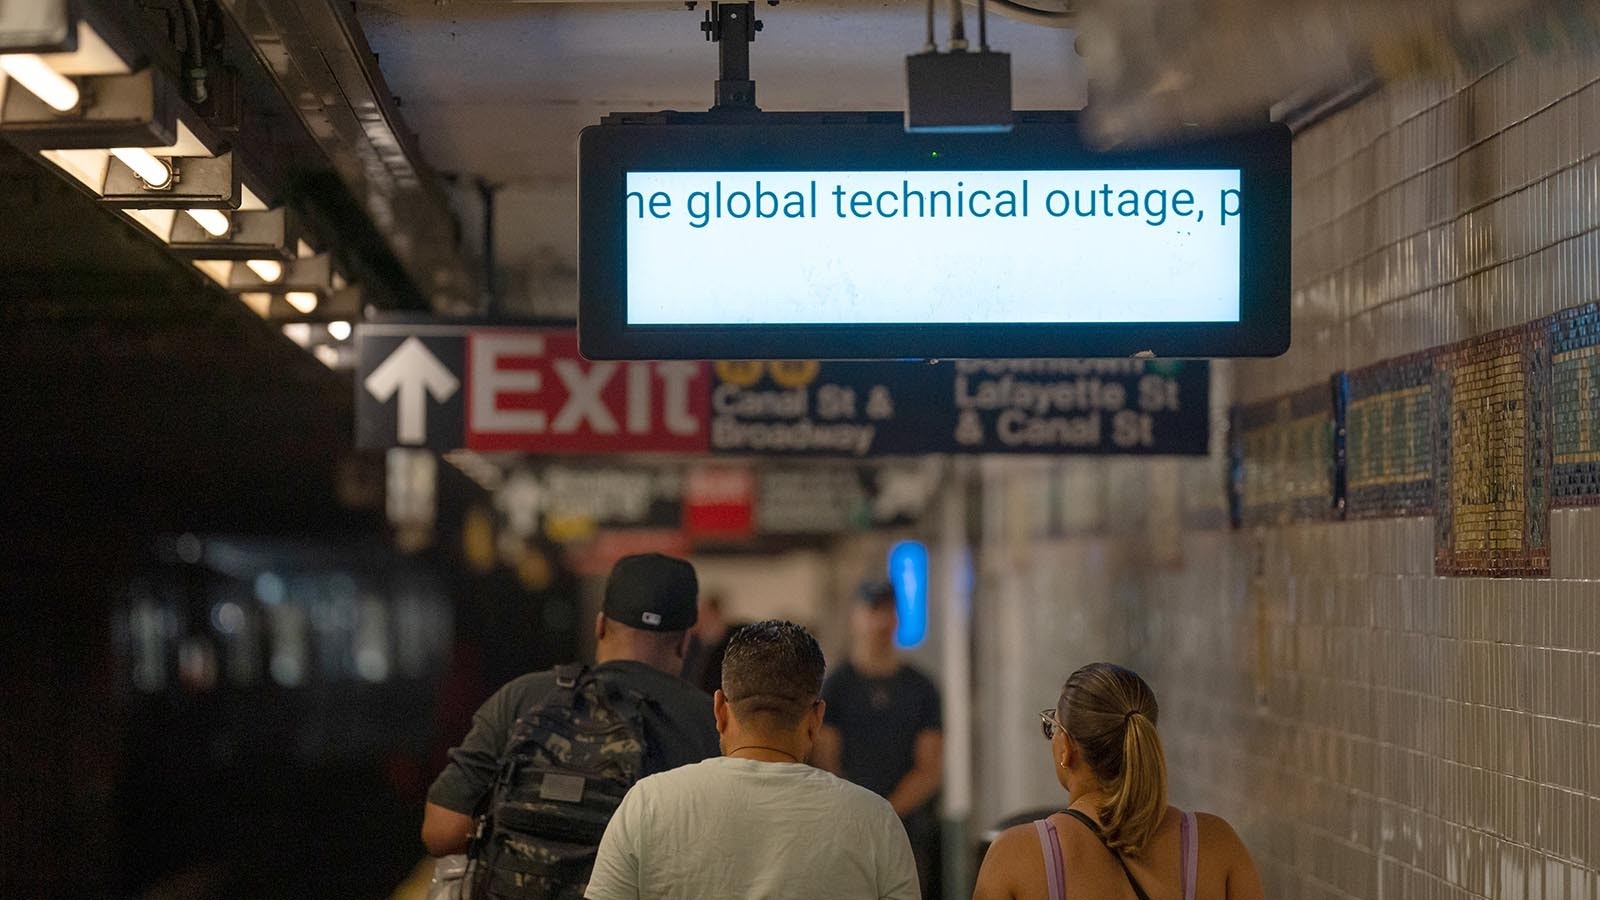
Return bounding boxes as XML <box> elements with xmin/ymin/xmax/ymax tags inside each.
<box><xmin>585</xmin><ymin>620</ymin><xmax>920</xmax><ymax>900</ymax></box>
<box><xmin>816</xmin><ymin>581</ymin><xmax>944</xmax><ymax>900</ymax></box>
<box><xmin>972</xmin><ymin>663</ymin><xmax>1265</xmax><ymax>900</ymax></box>
<box><xmin>420</xmin><ymin>553</ymin><xmax>720</xmax><ymax>896</ymax></box>
<box><xmin>681</xmin><ymin>589</ymin><xmax>744</xmax><ymax>695</ymax></box>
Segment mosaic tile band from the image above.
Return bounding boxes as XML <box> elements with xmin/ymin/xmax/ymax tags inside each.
<box><xmin>1551</xmin><ymin>301</ymin><xmax>1600</xmax><ymax>506</ymax></box>
<box><xmin>1231</xmin><ymin>381</ymin><xmax>1341</xmax><ymax>527</ymax></box>
<box><xmin>1229</xmin><ymin>300</ymin><xmax>1600</xmax><ymax>575</ymax></box>
<box><xmin>1345</xmin><ymin>350</ymin><xmax>1437</xmax><ymax>519</ymax></box>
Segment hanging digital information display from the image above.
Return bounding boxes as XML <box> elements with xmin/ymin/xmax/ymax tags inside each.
<box><xmin>625</xmin><ymin>169</ymin><xmax>1243</xmax><ymax>326</ymax></box>
<box><xmin>580</xmin><ymin>113</ymin><xmax>1290</xmax><ymax>360</ymax></box>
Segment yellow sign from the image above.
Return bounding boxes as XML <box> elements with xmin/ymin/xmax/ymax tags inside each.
<box><xmin>713</xmin><ymin>360</ymin><xmax>822</xmax><ymax>388</ymax></box>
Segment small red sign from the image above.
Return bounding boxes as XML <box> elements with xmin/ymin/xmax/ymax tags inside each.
<box><xmin>683</xmin><ymin>465</ymin><xmax>756</xmax><ymax>539</ymax></box>
<box><xmin>465</xmin><ymin>329</ymin><xmax>711</xmax><ymax>453</ymax></box>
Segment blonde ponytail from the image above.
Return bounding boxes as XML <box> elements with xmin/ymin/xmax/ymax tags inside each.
<box><xmin>1057</xmin><ymin>663</ymin><xmax>1170</xmax><ymax>857</ymax></box>
<box><xmin>1099</xmin><ymin>710</ymin><xmax>1168</xmax><ymax>855</ymax></box>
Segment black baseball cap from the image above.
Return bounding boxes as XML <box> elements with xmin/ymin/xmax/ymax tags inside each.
<box><xmin>857</xmin><ymin>580</ymin><xmax>897</xmax><ymax>607</ymax></box>
<box><xmin>604</xmin><ymin>553</ymin><xmax>699</xmax><ymax>632</ymax></box>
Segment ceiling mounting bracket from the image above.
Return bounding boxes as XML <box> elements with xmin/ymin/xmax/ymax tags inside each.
<box><xmin>699</xmin><ymin>1</ymin><xmax>769</xmax><ymax>112</ymax></box>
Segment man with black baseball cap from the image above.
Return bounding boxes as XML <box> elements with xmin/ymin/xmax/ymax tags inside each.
<box><xmin>422</xmin><ymin>552</ymin><xmax>719</xmax><ymax>865</ymax></box>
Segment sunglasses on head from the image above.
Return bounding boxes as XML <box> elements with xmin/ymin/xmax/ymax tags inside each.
<box><xmin>1039</xmin><ymin>708</ymin><xmax>1063</xmax><ymax>740</ymax></box>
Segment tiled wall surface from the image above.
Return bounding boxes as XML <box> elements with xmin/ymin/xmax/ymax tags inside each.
<box><xmin>973</xmin><ymin>51</ymin><xmax>1600</xmax><ymax>900</ymax></box>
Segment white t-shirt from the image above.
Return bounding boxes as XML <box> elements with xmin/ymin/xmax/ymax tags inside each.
<box><xmin>585</xmin><ymin>756</ymin><xmax>920</xmax><ymax>900</ymax></box>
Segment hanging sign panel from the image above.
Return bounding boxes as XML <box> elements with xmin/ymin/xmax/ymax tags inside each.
<box><xmin>356</xmin><ymin>322</ymin><xmax>1209</xmax><ymax>456</ymax></box>
<box><xmin>463</xmin><ymin>328</ymin><xmax>709</xmax><ymax>454</ymax></box>
<box><xmin>708</xmin><ymin>357</ymin><xmax>1209</xmax><ymax>455</ymax></box>
<box><xmin>363</xmin><ymin>320</ymin><xmax>713</xmax><ymax>451</ymax></box>
<box><xmin>578</xmin><ymin>111</ymin><xmax>1291</xmax><ymax>360</ymax></box>
<box><xmin>356</xmin><ymin>323</ymin><xmax>711</xmax><ymax>454</ymax></box>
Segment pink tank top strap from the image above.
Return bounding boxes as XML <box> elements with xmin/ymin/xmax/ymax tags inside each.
<box><xmin>1180</xmin><ymin>811</ymin><xmax>1199</xmax><ymax>900</ymax></box>
<box><xmin>1034</xmin><ymin>818</ymin><xmax>1067</xmax><ymax>900</ymax></box>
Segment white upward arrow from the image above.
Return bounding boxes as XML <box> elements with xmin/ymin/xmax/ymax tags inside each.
<box><xmin>364</xmin><ymin>337</ymin><xmax>460</xmax><ymax>445</ymax></box>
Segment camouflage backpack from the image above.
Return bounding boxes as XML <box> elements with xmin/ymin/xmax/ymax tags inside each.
<box><xmin>467</xmin><ymin>665</ymin><xmax>649</xmax><ymax>900</ymax></box>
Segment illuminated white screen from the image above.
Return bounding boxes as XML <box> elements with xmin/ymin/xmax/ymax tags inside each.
<box><xmin>624</xmin><ymin>169</ymin><xmax>1243</xmax><ymax>325</ymax></box>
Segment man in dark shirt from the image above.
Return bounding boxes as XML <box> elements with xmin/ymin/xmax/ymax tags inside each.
<box><xmin>816</xmin><ymin>581</ymin><xmax>945</xmax><ymax>899</ymax></box>
<box><xmin>420</xmin><ymin>553</ymin><xmax>721</xmax><ymax>857</ymax></box>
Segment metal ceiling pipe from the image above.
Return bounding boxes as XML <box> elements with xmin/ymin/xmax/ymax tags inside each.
<box><xmin>216</xmin><ymin>0</ymin><xmax>476</xmax><ymax>312</ymax></box>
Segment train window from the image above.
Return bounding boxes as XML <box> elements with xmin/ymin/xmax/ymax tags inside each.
<box><xmin>177</xmin><ymin>637</ymin><xmax>218</xmax><ymax>692</ymax></box>
<box><xmin>395</xmin><ymin>585</ymin><xmax>451</xmax><ymax>679</ymax></box>
<box><xmin>129</xmin><ymin>595</ymin><xmax>170</xmax><ymax>694</ymax></box>
<box><xmin>210</xmin><ymin>599</ymin><xmax>261</xmax><ymax>686</ymax></box>
<box><xmin>354</xmin><ymin>597</ymin><xmax>391</xmax><ymax>683</ymax></box>
<box><xmin>267</xmin><ymin>602</ymin><xmax>309</xmax><ymax>688</ymax></box>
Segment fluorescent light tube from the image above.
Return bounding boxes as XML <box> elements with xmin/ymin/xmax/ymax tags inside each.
<box><xmin>0</xmin><ymin>54</ymin><xmax>79</xmax><ymax>111</ymax></box>
<box><xmin>110</xmin><ymin>147</ymin><xmax>172</xmax><ymax>189</ymax></box>
<box><xmin>245</xmin><ymin>259</ymin><xmax>283</xmax><ymax>283</ymax></box>
<box><xmin>185</xmin><ymin>208</ymin><xmax>230</xmax><ymax>237</ymax></box>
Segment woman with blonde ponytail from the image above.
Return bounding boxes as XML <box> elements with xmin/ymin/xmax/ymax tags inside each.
<box><xmin>973</xmin><ymin>663</ymin><xmax>1264</xmax><ymax>900</ymax></box>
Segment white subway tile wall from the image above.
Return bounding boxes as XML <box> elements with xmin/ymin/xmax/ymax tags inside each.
<box><xmin>973</xmin><ymin>50</ymin><xmax>1600</xmax><ymax>900</ymax></box>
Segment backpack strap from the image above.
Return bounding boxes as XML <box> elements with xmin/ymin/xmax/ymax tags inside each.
<box><xmin>551</xmin><ymin>663</ymin><xmax>656</xmax><ymax>726</ymax></box>
<box><xmin>1062</xmin><ymin>809</ymin><xmax>1152</xmax><ymax>900</ymax></box>
<box><xmin>497</xmin><ymin>664</ymin><xmax>592</xmax><ymax>758</ymax></box>
<box><xmin>549</xmin><ymin>663</ymin><xmax>589</xmax><ymax>708</ymax></box>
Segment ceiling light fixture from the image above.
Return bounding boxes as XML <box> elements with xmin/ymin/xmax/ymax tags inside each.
<box><xmin>2</xmin><ymin>69</ymin><xmax>198</xmax><ymax>156</ymax></box>
<box><xmin>157</xmin><ymin>207</ymin><xmax>299</xmax><ymax>267</ymax></box>
<box><xmin>245</xmin><ymin>258</ymin><xmax>283</xmax><ymax>283</ymax></box>
<box><xmin>10</xmin><ymin>63</ymin><xmax>233</xmax><ymax>205</ymax></box>
<box><xmin>0</xmin><ymin>53</ymin><xmax>78</xmax><ymax>111</ymax></box>
<box><xmin>285</xmin><ymin>291</ymin><xmax>318</xmax><ymax>314</ymax></box>
<box><xmin>4</xmin><ymin>15</ymin><xmax>137</xmax><ymax>78</ymax></box>
<box><xmin>281</xmin><ymin>322</ymin><xmax>313</xmax><ymax>346</ymax></box>
<box><xmin>185</xmin><ymin>207</ymin><xmax>229</xmax><ymax>237</ymax></box>
<box><xmin>327</xmin><ymin>320</ymin><xmax>352</xmax><ymax>341</ymax></box>
<box><xmin>109</xmin><ymin>146</ymin><xmax>172</xmax><ymax>189</ymax></box>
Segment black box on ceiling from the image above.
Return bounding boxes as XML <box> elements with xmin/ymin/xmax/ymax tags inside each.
<box><xmin>905</xmin><ymin>50</ymin><xmax>1013</xmax><ymax>133</ymax></box>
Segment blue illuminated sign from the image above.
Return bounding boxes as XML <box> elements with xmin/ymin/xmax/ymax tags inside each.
<box><xmin>889</xmin><ymin>540</ymin><xmax>929</xmax><ymax>648</ymax></box>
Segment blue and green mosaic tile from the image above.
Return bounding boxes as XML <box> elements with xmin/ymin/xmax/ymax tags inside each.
<box><xmin>1548</xmin><ymin>302</ymin><xmax>1600</xmax><ymax>507</ymax></box>
<box><xmin>1230</xmin><ymin>380</ymin><xmax>1341</xmax><ymax>527</ymax></box>
<box><xmin>1345</xmin><ymin>350</ymin><xmax>1436</xmax><ymax>518</ymax></box>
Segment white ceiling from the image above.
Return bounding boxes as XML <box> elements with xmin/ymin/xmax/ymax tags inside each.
<box><xmin>357</xmin><ymin>0</ymin><xmax>1086</xmax><ymax>315</ymax></box>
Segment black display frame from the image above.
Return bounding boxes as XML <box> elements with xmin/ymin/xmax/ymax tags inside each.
<box><xmin>579</xmin><ymin>111</ymin><xmax>1291</xmax><ymax>361</ymax></box>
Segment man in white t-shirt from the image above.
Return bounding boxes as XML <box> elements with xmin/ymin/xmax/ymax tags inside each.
<box><xmin>585</xmin><ymin>619</ymin><xmax>920</xmax><ymax>900</ymax></box>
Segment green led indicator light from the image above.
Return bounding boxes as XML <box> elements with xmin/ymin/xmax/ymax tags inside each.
<box><xmin>930</xmin><ymin>151</ymin><xmax>940</xmax><ymax>158</ymax></box>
